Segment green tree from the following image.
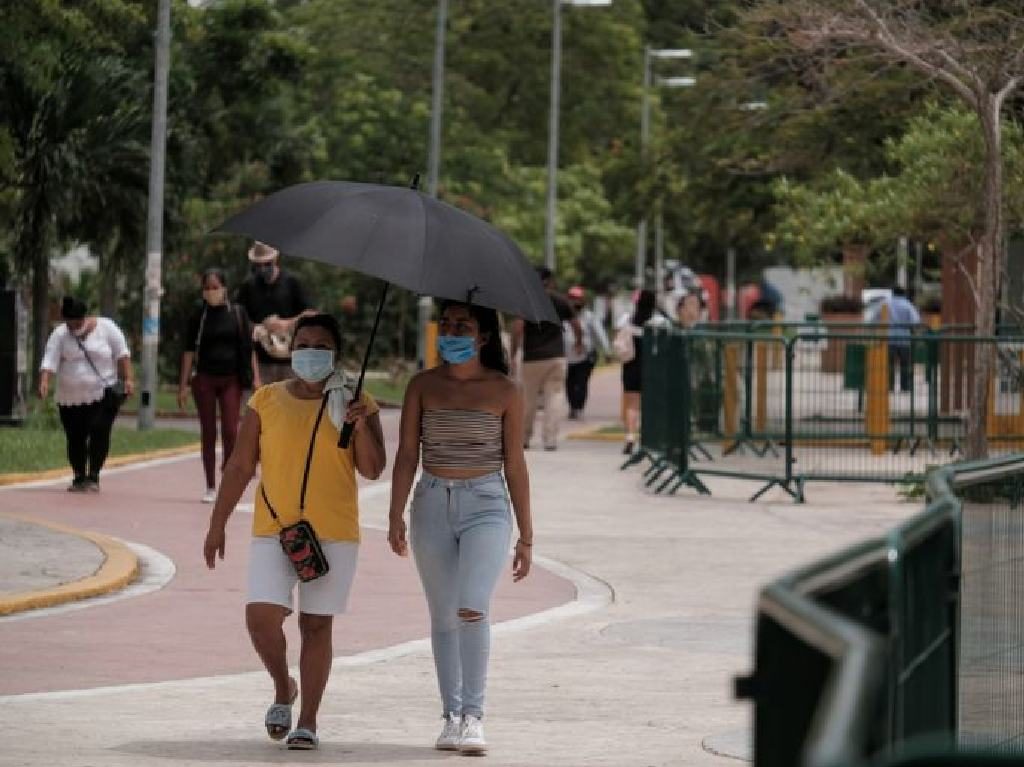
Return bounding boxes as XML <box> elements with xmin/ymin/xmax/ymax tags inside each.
<box><xmin>743</xmin><ymin>0</ymin><xmax>1024</xmax><ymax>457</ymax></box>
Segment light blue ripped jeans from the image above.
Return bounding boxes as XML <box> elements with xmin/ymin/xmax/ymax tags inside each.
<box><xmin>411</xmin><ymin>469</ymin><xmax>513</xmax><ymax>719</ymax></box>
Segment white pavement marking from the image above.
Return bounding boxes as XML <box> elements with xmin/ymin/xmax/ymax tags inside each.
<box><xmin>0</xmin><ymin>540</ymin><xmax>176</xmax><ymax>623</ymax></box>
<box><xmin>0</xmin><ymin>476</ymin><xmax>612</xmax><ymax>703</ymax></box>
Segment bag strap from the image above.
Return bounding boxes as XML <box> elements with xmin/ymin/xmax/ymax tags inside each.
<box><xmin>194</xmin><ymin>306</ymin><xmax>208</xmax><ymax>364</ymax></box>
<box><xmin>72</xmin><ymin>328</ymin><xmax>113</xmax><ymax>387</ymax></box>
<box><xmin>259</xmin><ymin>391</ymin><xmax>330</xmax><ymax>525</ymax></box>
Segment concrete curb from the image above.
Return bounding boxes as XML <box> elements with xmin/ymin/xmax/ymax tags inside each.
<box><xmin>566</xmin><ymin>427</ymin><xmax>625</xmax><ymax>442</ymax></box>
<box><xmin>0</xmin><ymin>514</ymin><xmax>140</xmax><ymax>616</ymax></box>
<box><xmin>0</xmin><ymin>443</ymin><xmax>200</xmax><ymax>487</ymax></box>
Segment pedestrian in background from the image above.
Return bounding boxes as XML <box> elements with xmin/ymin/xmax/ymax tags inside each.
<box><xmin>509</xmin><ymin>267</ymin><xmax>581</xmax><ymax>451</ymax></box>
<box><xmin>203</xmin><ymin>313</ymin><xmax>386</xmax><ymax>751</ymax></box>
<box><xmin>38</xmin><ymin>297</ymin><xmax>134</xmax><ymax>492</ymax></box>
<box><xmin>616</xmin><ymin>289</ymin><xmax>656</xmax><ymax>455</ymax></box>
<box><xmin>388</xmin><ymin>300</ymin><xmax>533</xmax><ymax>755</ymax></box>
<box><xmin>676</xmin><ymin>290</ymin><xmax>704</xmax><ymax>329</ymax></box>
<box><xmin>178</xmin><ymin>268</ymin><xmax>260</xmax><ymax>503</ymax></box>
<box><xmin>564</xmin><ymin>285</ymin><xmax>609</xmax><ymax>419</ymax></box>
<box><xmin>236</xmin><ymin>241</ymin><xmax>314</xmax><ymax>385</ymax></box>
<box><xmin>869</xmin><ymin>285</ymin><xmax>921</xmax><ymax>393</ymax></box>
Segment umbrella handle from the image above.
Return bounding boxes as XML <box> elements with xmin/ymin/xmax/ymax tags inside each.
<box><xmin>338</xmin><ymin>420</ymin><xmax>356</xmax><ymax>449</ymax></box>
<box><xmin>338</xmin><ymin>281</ymin><xmax>390</xmax><ymax>449</ymax></box>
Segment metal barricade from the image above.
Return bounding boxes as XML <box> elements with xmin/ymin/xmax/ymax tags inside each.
<box><xmin>736</xmin><ymin>455</ymin><xmax>1024</xmax><ymax>767</ymax></box>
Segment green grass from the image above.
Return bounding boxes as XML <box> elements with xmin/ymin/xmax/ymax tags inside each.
<box><xmin>119</xmin><ymin>369</ymin><xmax>408</xmax><ymax>416</ymax></box>
<box><xmin>596</xmin><ymin>424</ymin><xmax>626</xmax><ymax>435</ymax></box>
<box><xmin>363</xmin><ymin>376</ymin><xmax>408</xmax><ymax>406</ymax></box>
<box><xmin>0</xmin><ymin>423</ymin><xmax>198</xmax><ymax>476</ymax></box>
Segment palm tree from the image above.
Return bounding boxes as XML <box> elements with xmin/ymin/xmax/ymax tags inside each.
<box><xmin>4</xmin><ymin>54</ymin><xmax>149</xmax><ymax>387</ymax></box>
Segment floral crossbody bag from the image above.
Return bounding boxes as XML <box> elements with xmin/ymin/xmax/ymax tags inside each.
<box><xmin>260</xmin><ymin>393</ymin><xmax>331</xmax><ymax>582</ymax></box>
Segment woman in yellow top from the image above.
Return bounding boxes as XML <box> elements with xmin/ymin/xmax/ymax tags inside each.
<box><xmin>203</xmin><ymin>313</ymin><xmax>386</xmax><ymax>751</ymax></box>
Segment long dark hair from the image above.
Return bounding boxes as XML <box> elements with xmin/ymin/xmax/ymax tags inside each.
<box><xmin>439</xmin><ymin>300</ymin><xmax>509</xmax><ymax>375</ymax></box>
<box><xmin>201</xmin><ymin>267</ymin><xmax>227</xmax><ymax>289</ymax></box>
<box><xmin>632</xmin><ymin>289</ymin><xmax>656</xmax><ymax>326</ymax></box>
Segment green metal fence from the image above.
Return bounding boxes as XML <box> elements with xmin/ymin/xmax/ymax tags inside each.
<box><xmin>735</xmin><ymin>454</ymin><xmax>1024</xmax><ymax>767</ymax></box>
<box><xmin>625</xmin><ymin>325</ymin><xmax>1024</xmax><ymax>501</ymax></box>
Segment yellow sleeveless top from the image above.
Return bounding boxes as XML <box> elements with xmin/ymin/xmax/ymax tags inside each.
<box><xmin>248</xmin><ymin>382</ymin><xmax>379</xmax><ymax>542</ymax></box>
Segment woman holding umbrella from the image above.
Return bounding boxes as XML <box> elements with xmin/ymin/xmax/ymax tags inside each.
<box><xmin>388</xmin><ymin>300</ymin><xmax>534</xmax><ymax>756</ymax></box>
<box><xmin>202</xmin><ymin>312</ymin><xmax>386</xmax><ymax>751</ymax></box>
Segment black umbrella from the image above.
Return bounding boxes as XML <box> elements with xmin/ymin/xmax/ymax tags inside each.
<box><xmin>216</xmin><ymin>178</ymin><xmax>558</xmax><ymax>447</ymax></box>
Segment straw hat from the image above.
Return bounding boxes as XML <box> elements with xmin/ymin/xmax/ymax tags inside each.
<box><xmin>247</xmin><ymin>241</ymin><xmax>279</xmax><ymax>263</ymax></box>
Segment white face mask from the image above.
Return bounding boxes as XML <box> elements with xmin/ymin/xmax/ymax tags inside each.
<box><xmin>290</xmin><ymin>349</ymin><xmax>335</xmax><ymax>383</ymax></box>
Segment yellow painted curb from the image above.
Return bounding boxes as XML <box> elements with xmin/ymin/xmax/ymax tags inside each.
<box><xmin>0</xmin><ymin>442</ymin><xmax>200</xmax><ymax>487</ymax></box>
<box><xmin>0</xmin><ymin>514</ymin><xmax>140</xmax><ymax>616</ymax></box>
<box><xmin>566</xmin><ymin>428</ymin><xmax>625</xmax><ymax>442</ymax></box>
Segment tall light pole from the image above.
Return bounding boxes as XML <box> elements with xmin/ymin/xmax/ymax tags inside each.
<box><xmin>418</xmin><ymin>0</ymin><xmax>448</xmax><ymax>370</ymax></box>
<box><xmin>544</xmin><ymin>0</ymin><xmax>612</xmax><ymax>272</ymax></box>
<box><xmin>138</xmin><ymin>0</ymin><xmax>171</xmax><ymax>430</ymax></box>
<box><xmin>635</xmin><ymin>48</ymin><xmax>693</xmax><ymax>291</ymax></box>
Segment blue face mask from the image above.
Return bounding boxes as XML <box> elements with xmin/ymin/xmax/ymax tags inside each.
<box><xmin>291</xmin><ymin>349</ymin><xmax>335</xmax><ymax>382</ymax></box>
<box><xmin>437</xmin><ymin>335</ymin><xmax>478</xmax><ymax>365</ymax></box>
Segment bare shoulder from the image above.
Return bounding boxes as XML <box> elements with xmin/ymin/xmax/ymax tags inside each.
<box><xmin>491</xmin><ymin>371</ymin><xmax>519</xmax><ymax>402</ymax></box>
<box><xmin>409</xmin><ymin>367</ymin><xmax>440</xmax><ymax>391</ymax></box>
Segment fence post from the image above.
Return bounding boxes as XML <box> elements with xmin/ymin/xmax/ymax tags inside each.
<box><xmin>756</xmin><ymin>339</ymin><xmax>769</xmax><ymax>435</ymax></box>
<box><xmin>772</xmin><ymin>314</ymin><xmax>784</xmax><ymax>369</ymax></box>
<box><xmin>866</xmin><ymin>312</ymin><xmax>891</xmax><ymax>455</ymax></box>
<box><xmin>724</xmin><ymin>342</ymin><xmax>739</xmax><ymax>445</ymax></box>
<box><xmin>785</xmin><ymin>337</ymin><xmax>795</xmax><ymax>486</ymax></box>
<box><xmin>927</xmin><ymin>329</ymin><xmax>939</xmax><ymax>447</ymax></box>
<box><xmin>744</xmin><ymin>337</ymin><xmax>754</xmax><ymax>440</ymax></box>
<box><xmin>679</xmin><ymin>331</ymin><xmax>691</xmax><ymax>475</ymax></box>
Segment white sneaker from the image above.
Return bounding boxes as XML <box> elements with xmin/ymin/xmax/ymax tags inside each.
<box><xmin>435</xmin><ymin>713</ymin><xmax>461</xmax><ymax>751</ymax></box>
<box><xmin>459</xmin><ymin>714</ymin><xmax>486</xmax><ymax>755</ymax></box>
<box><xmin>201</xmin><ymin>488</ymin><xmax>216</xmax><ymax>503</ymax></box>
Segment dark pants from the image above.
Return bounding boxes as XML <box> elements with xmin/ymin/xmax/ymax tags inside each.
<box><xmin>58</xmin><ymin>399</ymin><xmax>118</xmax><ymax>482</ymax></box>
<box><xmin>889</xmin><ymin>344</ymin><xmax>913</xmax><ymax>392</ymax></box>
<box><xmin>191</xmin><ymin>373</ymin><xmax>242</xmax><ymax>489</ymax></box>
<box><xmin>566</xmin><ymin>358</ymin><xmax>596</xmax><ymax>412</ymax></box>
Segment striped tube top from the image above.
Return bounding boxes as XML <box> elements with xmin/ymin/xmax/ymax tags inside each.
<box><xmin>421</xmin><ymin>409</ymin><xmax>504</xmax><ymax>472</ymax></box>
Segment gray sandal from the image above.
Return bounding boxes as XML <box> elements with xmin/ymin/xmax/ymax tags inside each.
<box><xmin>286</xmin><ymin>728</ymin><xmax>319</xmax><ymax>750</ymax></box>
<box><xmin>265</xmin><ymin>680</ymin><xmax>298</xmax><ymax>741</ymax></box>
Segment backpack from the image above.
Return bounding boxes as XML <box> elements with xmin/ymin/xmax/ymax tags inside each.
<box><xmin>613</xmin><ymin>323</ymin><xmax>636</xmax><ymax>363</ymax></box>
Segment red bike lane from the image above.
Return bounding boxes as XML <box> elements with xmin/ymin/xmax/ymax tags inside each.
<box><xmin>0</xmin><ymin>411</ymin><xmax>576</xmax><ymax>696</ymax></box>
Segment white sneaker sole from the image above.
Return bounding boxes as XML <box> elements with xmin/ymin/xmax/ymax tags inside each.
<box><xmin>459</xmin><ymin>742</ymin><xmax>487</xmax><ymax>755</ymax></box>
<box><xmin>435</xmin><ymin>742</ymin><xmax>460</xmax><ymax>751</ymax></box>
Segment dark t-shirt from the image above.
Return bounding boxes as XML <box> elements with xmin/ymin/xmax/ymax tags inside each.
<box><xmin>235</xmin><ymin>270</ymin><xmax>311</xmax><ymax>363</ymax></box>
<box><xmin>523</xmin><ymin>292</ymin><xmax>576</xmax><ymax>362</ymax></box>
<box><xmin>185</xmin><ymin>303</ymin><xmax>251</xmax><ymax>377</ymax></box>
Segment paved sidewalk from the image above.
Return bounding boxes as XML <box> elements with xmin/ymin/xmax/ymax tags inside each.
<box><xmin>0</xmin><ymin>516</ymin><xmax>104</xmax><ymax>597</ymax></box>
<box><xmin>0</xmin><ymin>368</ymin><xmax>919</xmax><ymax>766</ymax></box>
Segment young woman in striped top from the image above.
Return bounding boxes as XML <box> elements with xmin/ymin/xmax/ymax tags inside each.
<box><xmin>388</xmin><ymin>300</ymin><xmax>534</xmax><ymax>755</ymax></box>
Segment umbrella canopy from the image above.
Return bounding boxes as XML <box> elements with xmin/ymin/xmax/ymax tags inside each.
<box><xmin>216</xmin><ymin>180</ymin><xmax>558</xmax><ymax>323</ymax></box>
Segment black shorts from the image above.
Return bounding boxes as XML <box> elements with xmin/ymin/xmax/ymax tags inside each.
<box><xmin>622</xmin><ymin>360</ymin><xmax>642</xmax><ymax>393</ymax></box>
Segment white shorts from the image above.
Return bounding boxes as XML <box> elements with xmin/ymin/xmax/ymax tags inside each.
<box><xmin>247</xmin><ymin>536</ymin><xmax>359</xmax><ymax>616</ymax></box>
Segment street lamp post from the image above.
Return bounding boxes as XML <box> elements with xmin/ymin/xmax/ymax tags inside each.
<box><xmin>635</xmin><ymin>48</ymin><xmax>693</xmax><ymax>291</ymax></box>
<box><xmin>544</xmin><ymin>0</ymin><xmax>612</xmax><ymax>272</ymax></box>
<box><xmin>418</xmin><ymin>0</ymin><xmax>448</xmax><ymax>371</ymax></box>
<box><xmin>138</xmin><ymin>0</ymin><xmax>171</xmax><ymax>430</ymax></box>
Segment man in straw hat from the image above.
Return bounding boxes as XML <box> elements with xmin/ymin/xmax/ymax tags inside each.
<box><xmin>236</xmin><ymin>242</ymin><xmax>314</xmax><ymax>385</ymax></box>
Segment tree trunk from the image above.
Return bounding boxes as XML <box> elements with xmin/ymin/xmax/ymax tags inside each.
<box><xmin>99</xmin><ymin>248</ymin><xmax>119</xmax><ymax>320</ymax></box>
<box><xmin>30</xmin><ymin>242</ymin><xmax>50</xmax><ymax>394</ymax></box>
<box><xmin>964</xmin><ymin>98</ymin><xmax>1004</xmax><ymax>460</ymax></box>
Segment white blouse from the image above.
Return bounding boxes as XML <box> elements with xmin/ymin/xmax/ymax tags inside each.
<box><xmin>40</xmin><ymin>318</ymin><xmax>130</xmax><ymax>406</ymax></box>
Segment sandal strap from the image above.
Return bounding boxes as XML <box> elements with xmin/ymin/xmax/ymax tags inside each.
<box><xmin>287</xmin><ymin>728</ymin><xmax>318</xmax><ymax>745</ymax></box>
<box><xmin>265</xmin><ymin>704</ymin><xmax>292</xmax><ymax>728</ymax></box>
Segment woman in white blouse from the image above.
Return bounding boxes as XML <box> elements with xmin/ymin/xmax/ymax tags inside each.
<box><xmin>38</xmin><ymin>297</ymin><xmax>135</xmax><ymax>492</ymax></box>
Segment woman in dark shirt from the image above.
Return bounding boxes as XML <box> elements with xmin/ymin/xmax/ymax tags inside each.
<box><xmin>178</xmin><ymin>268</ymin><xmax>259</xmax><ymax>502</ymax></box>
